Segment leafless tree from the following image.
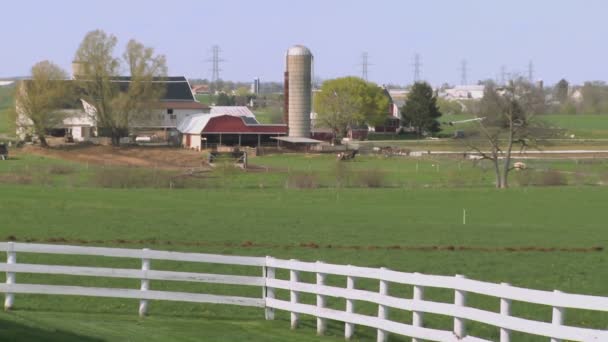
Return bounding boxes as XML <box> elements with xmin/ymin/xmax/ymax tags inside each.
<box><xmin>464</xmin><ymin>79</ymin><xmax>545</xmax><ymax>188</ymax></box>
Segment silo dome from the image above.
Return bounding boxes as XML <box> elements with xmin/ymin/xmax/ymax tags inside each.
<box><xmin>287</xmin><ymin>45</ymin><xmax>312</xmax><ymax>56</ymax></box>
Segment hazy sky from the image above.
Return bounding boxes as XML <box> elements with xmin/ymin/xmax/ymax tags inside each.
<box><xmin>2</xmin><ymin>0</ymin><xmax>607</xmax><ymax>86</ymax></box>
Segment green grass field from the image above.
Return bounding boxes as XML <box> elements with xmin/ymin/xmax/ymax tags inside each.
<box><xmin>0</xmin><ymin>166</ymin><xmax>607</xmax><ymax>340</ymax></box>
<box><xmin>543</xmin><ymin>114</ymin><xmax>608</xmax><ymax>139</ymax></box>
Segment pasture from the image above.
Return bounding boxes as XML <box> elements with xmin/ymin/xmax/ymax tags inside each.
<box><xmin>0</xmin><ymin>126</ymin><xmax>607</xmax><ymax>340</ymax></box>
<box><xmin>0</xmin><ymin>179</ymin><xmax>607</xmax><ymax>340</ymax></box>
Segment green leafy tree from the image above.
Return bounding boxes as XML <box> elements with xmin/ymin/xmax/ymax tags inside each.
<box><xmin>15</xmin><ymin>61</ymin><xmax>72</xmax><ymax>147</ymax></box>
<box><xmin>401</xmin><ymin>82</ymin><xmax>442</xmax><ymax>136</ymax></box>
<box><xmin>215</xmin><ymin>92</ymin><xmax>235</xmax><ymax>106</ymax></box>
<box><xmin>313</xmin><ymin>77</ymin><xmax>389</xmax><ymax>143</ymax></box>
<box><xmin>436</xmin><ymin>97</ymin><xmax>464</xmax><ymax>116</ymax></box>
<box><xmin>74</xmin><ymin>30</ymin><xmax>167</xmax><ymax>146</ymax></box>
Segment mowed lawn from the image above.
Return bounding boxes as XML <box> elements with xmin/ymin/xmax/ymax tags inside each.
<box><xmin>543</xmin><ymin>114</ymin><xmax>608</xmax><ymax>139</ymax></box>
<box><xmin>0</xmin><ymin>185</ymin><xmax>607</xmax><ymax>341</ymax></box>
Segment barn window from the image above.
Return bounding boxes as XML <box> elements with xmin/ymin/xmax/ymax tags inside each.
<box><xmin>167</xmin><ymin>109</ymin><xmax>174</xmax><ymax>115</ymax></box>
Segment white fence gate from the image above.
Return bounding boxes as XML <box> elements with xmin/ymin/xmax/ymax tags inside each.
<box><xmin>1</xmin><ymin>242</ymin><xmax>607</xmax><ymax>341</ymax></box>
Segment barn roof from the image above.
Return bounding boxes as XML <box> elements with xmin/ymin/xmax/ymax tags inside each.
<box><xmin>210</xmin><ymin>106</ymin><xmax>256</xmax><ymax>117</ymax></box>
<box><xmin>177</xmin><ymin>113</ymin><xmax>287</xmax><ymax>135</ymax></box>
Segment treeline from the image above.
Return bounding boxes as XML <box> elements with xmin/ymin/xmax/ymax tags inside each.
<box><xmin>550</xmin><ymin>80</ymin><xmax>608</xmax><ymax>115</ymax></box>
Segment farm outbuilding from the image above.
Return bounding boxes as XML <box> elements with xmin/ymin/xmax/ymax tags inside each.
<box><xmin>178</xmin><ymin>113</ymin><xmax>287</xmax><ymax>149</ymax></box>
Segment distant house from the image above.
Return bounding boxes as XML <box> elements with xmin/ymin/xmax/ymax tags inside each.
<box><xmin>439</xmin><ymin>85</ymin><xmax>484</xmax><ymax>100</ymax></box>
<box><xmin>191</xmin><ymin>84</ymin><xmax>210</xmax><ymax>95</ymax></box>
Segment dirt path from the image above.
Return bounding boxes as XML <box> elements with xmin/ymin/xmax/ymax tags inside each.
<box><xmin>19</xmin><ymin>145</ymin><xmax>206</xmax><ymax>170</ymax></box>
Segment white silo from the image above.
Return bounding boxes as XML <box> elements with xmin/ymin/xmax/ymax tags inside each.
<box><xmin>285</xmin><ymin>45</ymin><xmax>313</xmax><ymax>137</ymax></box>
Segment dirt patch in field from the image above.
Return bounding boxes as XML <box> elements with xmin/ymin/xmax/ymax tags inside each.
<box><xmin>6</xmin><ymin>236</ymin><xmax>603</xmax><ymax>253</ymax></box>
<box><xmin>18</xmin><ymin>145</ymin><xmax>207</xmax><ymax>170</ymax></box>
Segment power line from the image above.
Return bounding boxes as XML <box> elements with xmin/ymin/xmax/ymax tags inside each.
<box><xmin>460</xmin><ymin>59</ymin><xmax>468</xmax><ymax>85</ymax></box>
<box><xmin>360</xmin><ymin>52</ymin><xmax>370</xmax><ymax>81</ymax></box>
<box><xmin>206</xmin><ymin>45</ymin><xmax>225</xmax><ymax>82</ymax></box>
<box><xmin>500</xmin><ymin>65</ymin><xmax>507</xmax><ymax>85</ymax></box>
<box><xmin>412</xmin><ymin>53</ymin><xmax>422</xmax><ymax>83</ymax></box>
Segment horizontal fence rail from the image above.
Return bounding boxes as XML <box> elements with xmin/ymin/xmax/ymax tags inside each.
<box><xmin>1</xmin><ymin>242</ymin><xmax>607</xmax><ymax>341</ymax></box>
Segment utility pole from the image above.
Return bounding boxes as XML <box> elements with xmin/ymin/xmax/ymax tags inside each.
<box><xmin>207</xmin><ymin>45</ymin><xmax>224</xmax><ymax>82</ymax></box>
<box><xmin>460</xmin><ymin>59</ymin><xmax>468</xmax><ymax>85</ymax></box>
<box><xmin>360</xmin><ymin>52</ymin><xmax>370</xmax><ymax>81</ymax></box>
<box><xmin>500</xmin><ymin>65</ymin><xmax>507</xmax><ymax>86</ymax></box>
<box><xmin>413</xmin><ymin>53</ymin><xmax>422</xmax><ymax>84</ymax></box>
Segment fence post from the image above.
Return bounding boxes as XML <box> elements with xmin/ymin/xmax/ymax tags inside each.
<box><xmin>4</xmin><ymin>242</ymin><xmax>15</xmax><ymax>311</ymax></box>
<box><xmin>345</xmin><ymin>269</ymin><xmax>355</xmax><ymax>340</ymax></box>
<box><xmin>551</xmin><ymin>290</ymin><xmax>564</xmax><ymax>342</ymax></box>
<box><xmin>377</xmin><ymin>267</ymin><xmax>389</xmax><ymax>342</ymax></box>
<box><xmin>138</xmin><ymin>248</ymin><xmax>150</xmax><ymax>317</ymax></box>
<box><xmin>454</xmin><ymin>274</ymin><xmax>467</xmax><ymax>338</ymax></box>
<box><xmin>264</xmin><ymin>256</ymin><xmax>275</xmax><ymax>320</ymax></box>
<box><xmin>290</xmin><ymin>260</ymin><xmax>299</xmax><ymax>330</ymax></box>
<box><xmin>500</xmin><ymin>282</ymin><xmax>511</xmax><ymax>342</ymax></box>
<box><xmin>316</xmin><ymin>261</ymin><xmax>327</xmax><ymax>335</ymax></box>
<box><xmin>412</xmin><ymin>272</ymin><xmax>425</xmax><ymax>342</ymax></box>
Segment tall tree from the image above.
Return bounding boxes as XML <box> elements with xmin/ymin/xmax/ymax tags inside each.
<box><xmin>464</xmin><ymin>80</ymin><xmax>543</xmax><ymax>188</ymax></box>
<box><xmin>313</xmin><ymin>77</ymin><xmax>388</xmax><ymax>143</ymax></box>
<box><xmin>15</xmin><ymin>61</ymin><xmax>71</xmax><ymax>147</ymax></box>
<box><xmin>74</xmin><ymin>30</ymin><xmax>167</xmax><ymax>145</ymax></box>
<box><xmin>401</xmin><ymin>82</ymin><xmax>442</xmax><ymax>136</ymax></box>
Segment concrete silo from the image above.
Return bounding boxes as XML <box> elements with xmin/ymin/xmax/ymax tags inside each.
<box><xmin>285</xmin><ymin>45</ymin><xmax>313</xmax><ymax>137</ymax></box>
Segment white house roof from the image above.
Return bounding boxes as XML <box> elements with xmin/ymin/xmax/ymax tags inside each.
<box><xmin>210</xmin><ymin>106</ymin><xmax>255</xmax><ymax>117</ymax></box>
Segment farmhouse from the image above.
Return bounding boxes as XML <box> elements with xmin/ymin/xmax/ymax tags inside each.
<box><xmin>16</xmin><ymin>75</ymin><xmax>209</xmax><ymax>143</ymax></box>
<box><xmin>178</xmin><ymin>107</ymin><xmax>287</xmax><ymax>149</ymax></box>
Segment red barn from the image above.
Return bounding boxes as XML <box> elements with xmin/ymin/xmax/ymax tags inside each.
<box><xmin>178</xmin><ymin>113</ymin><xmax>287</xmax><ymax>149</ymax></box>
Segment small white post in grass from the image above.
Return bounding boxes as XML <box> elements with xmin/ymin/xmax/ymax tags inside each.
<box><xmin>377</xmin><ymin>267</ymin><xmax>389</xmax><ymax>342</ymax></box>
<box><xmin>4</xmin><ymin>242</ymin><xmax>16</xmax><ymax>311</ymax></box>
<box><xmin>316</xmin><ymin>261</ymin><xmax>327</xmax><ymax>335</ymax></box>
<box><xmin>264</xmin><ymin>257</ymin><xmax>275</xmax><ymax>320</ymax></box>
<box><xmin>139</xmin><ymin>248</ymin><xmax>150</xmax><ymax>317</ymax></box>
<box><xmin>463</xmin><ymin>208</ymin><xmax>466</xmax><ymax>225</ymax></box>
<box><xmin>454</xmin><ymin>274</ymin><xmax>467</xmax><ymax>339</ymax></box>
<box><xmin>345</xmin><ymin>271</ymin><xmax>355</xmax><ymax>340</ymax></box>
<box><xmin>412</xmin><ymin>273</ymin><xmax>425</xmax><ymax>342</ymax></box>
<box><xmin>551</xmin><ymin>290</ymin><xmax>565</xmax><ymax>342</ymax></box>
<box><xmin>290</xmin><ymin>260</ymin><xmax>300</xmax><ymax>330</ymax></box>
<box><xmin>500</xmin><ymin>282</ymin><xmax>511</xmax><ymax>342</ymax></box>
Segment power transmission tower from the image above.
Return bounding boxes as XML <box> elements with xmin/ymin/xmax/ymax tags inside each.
<box><xmin>360</xmin><ymin>52</ymin><xmax>370</xmax><ymax>81</ymax></box>
<box><xmin>460</xmin><ymin>59</ymin><xmax>468</xmax><ymax>85</ymax></box>
<box><xmin>527</xmin><ymin>60</ymin><xmax>534</xmax><ymax>83</ymax></box>
<box><xmin>207</xmin><ymin>45</ymin><xmax>224</xmax><ymax>82</ymax></box>
<box><xmin>413</xmin><ymin>53</ymin><xmax>422</xmax><ymax>83</ymax></box>
<box><xmin>500</xmin><ymin>65</ymin><xmax>507</xmax><ymax>85</ymax></box>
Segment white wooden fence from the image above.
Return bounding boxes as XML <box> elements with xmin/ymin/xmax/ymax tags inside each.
<box><xmin>1</xmin><ymin>242</ymin><xmax>607</xmax><ymax>341</ymax></box>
